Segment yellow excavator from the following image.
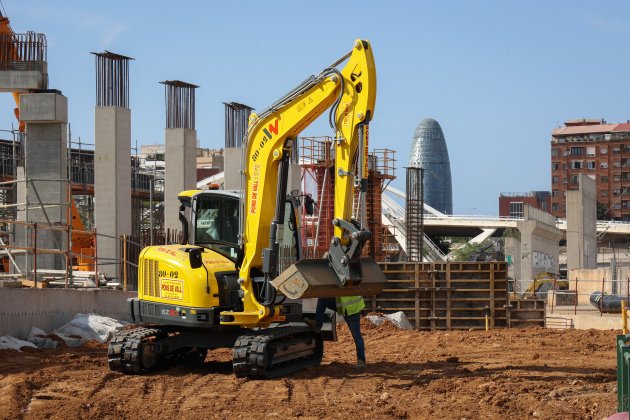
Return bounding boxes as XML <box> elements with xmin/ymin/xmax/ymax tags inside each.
<box><xmin>108</xmin><ymin>39</ymin><xmax>386</xmax><ymax>378</ymax></box>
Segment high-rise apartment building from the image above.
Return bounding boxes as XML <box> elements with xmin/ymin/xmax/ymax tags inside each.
<box><xmin>551</xmin><ymin>119</ymin><xmax>630</xmax><ymax>220</ymax></box>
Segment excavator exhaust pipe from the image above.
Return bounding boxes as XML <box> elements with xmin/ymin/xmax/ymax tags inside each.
<box><xmin>271</xmin><ymin>257</ymin><xmax>386</xmax><ymax>299</ymax></box>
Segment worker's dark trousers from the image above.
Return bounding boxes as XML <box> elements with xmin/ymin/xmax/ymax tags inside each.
<box><xmin>315</xmin><ymin>297</ymin><xmax>366</xmax><ymax>362</ymax></box>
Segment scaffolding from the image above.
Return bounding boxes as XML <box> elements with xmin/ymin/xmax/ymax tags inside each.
<box><xmin>406</xmin><ymin>167</ymin><xmax>424</xmax><ymax>262</ymax></box>
<box><xmin>300</xmin><ymin>136</ymin><xmax>396</xmax><ymax>261</ymax></box>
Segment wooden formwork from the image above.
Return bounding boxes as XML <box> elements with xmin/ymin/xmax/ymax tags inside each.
<box><xmin>507</xmin><ymin>298</ymin><xmax>546</xmax><ymax>328</ymax></box>
<box><xmin>365</xmin><ymin>261</ymin><xmax>508</xmax><ymax>330</ymax></box>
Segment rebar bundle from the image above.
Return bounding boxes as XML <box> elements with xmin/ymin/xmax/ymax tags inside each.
<box><xmin>0</xmin><ymin>31</ymin><xmax>46</xmax><ymax>70</ymax></box>
<box><xmin>91</xmin><ymin>50</ymin><xmax>133</xmax><ymax>108</ymax></box>
<box><xmin>223</xmin><ymin>102</ymin><xmax>253</xmax><ymax>148</ymax></box>
<box><xmin>161</xmin><ymin>80</ymin><xmax>198</xmax><ymax>129</ymax></box>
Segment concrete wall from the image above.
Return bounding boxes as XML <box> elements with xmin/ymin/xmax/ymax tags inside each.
<box><xmin>569</xmin><ymin>267</ymin><xmax>630</xmax><ymax>305</ymax></box>
<box><xmin>566</xmin><ymin>174</ymin><xmax>597</xmax><ymax>270</ymax></box>
<box><xmin>164</xmin><ymin>128</ymin><xmax>197</xmax><ymax>234</ymax></box>
<box><xmin>95</xmin><ymin>107</ymin><xmax>131</xmax><ymax>278</ymax></box>
<box><xmin>0</xmin><ymin>289</ymin><xmax>136</xmax><ymax>340</ymax></box>
<box><xmin>517</xmin><ymin>206</ymin><xmax>562</xmax><ymax>283</ymax></box>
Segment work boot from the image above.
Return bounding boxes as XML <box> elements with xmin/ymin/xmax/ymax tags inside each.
<box><xmin>303</xmin><ymin>318</ymin><xmax>321</xmax><ymax>334</ymax></box>
<box><xmin>355</xmin><ymin>359</ymin><xmax>367</xmax><ymax>370</ymax></box>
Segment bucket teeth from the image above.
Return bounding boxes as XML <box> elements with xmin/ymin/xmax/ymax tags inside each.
<box><xmin>272</xmin><ymin>257</ymin><xmax>385</xmax><ymax>299</ymax></box>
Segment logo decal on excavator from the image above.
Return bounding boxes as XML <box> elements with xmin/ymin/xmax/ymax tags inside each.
<box><xmin>250</xmin><ymin>163</ymin><xmax>260</xmax><ymax>214</ymax></box>
<box><xmin>160</xmin><ymin>279</ymin><xmax>183</xmax><ymax>300</ymax></box>
<box><xmin>252</xmin><ymin>119</ymin><xmax>279</xmax><ymax>162</ymax></box>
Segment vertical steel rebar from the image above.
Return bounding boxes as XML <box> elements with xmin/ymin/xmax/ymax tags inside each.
<box><xmin>161</xmin><ymin>81</ymin><xmax>199</xmax><ymax>129</ymax></box>
<box><xmin>91</xmin><ymin>51</ymin><xmax>133</xmax><ymax>108</ymax></box>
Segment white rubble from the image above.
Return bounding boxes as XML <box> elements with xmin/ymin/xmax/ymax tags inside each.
<box><xmin>53</xmin><ymin>313</ymin><xmax>126</xmax><ymax>347</ymax></box>
<box><xmin>0</xmin><ymin>335</ymin><xmax>38</xmax><ymax>351</ymax></box>
<box><xmin>27</xmin><ymin>326</ymin><xmax>58</xmax><ymax>349</ymax></box>
<box><xmin>365</xmin><ymin>311</ymin><xmax>414</xmax><ymax>330</ymax></box>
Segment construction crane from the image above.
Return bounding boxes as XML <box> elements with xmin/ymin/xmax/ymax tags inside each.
<box><xmin>108</xmin><ymin>39</ymin><xmax>385</xmax><ymax>378</ymax></box>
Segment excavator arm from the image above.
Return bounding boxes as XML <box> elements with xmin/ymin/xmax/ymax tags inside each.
<box><xmin>221</xmin><ymin>40</ymin><xmax>384</xmax><ymax>327</ymax></box>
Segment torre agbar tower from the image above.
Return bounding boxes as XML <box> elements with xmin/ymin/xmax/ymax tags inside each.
<box><xmin>408</xmin><ymin>118</ymin><xmax>453</xmax><ymax>214</ymax></box>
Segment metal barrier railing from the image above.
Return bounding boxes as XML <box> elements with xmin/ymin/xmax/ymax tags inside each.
<box><xmin>617</xmin><ymin>334</ymin><xmax>630</xmax><ymax>412</ymax></box>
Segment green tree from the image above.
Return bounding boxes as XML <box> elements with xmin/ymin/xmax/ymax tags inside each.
<box><xmin>450</xmin><ymin>239</ymin><xmax>494</xmax><ymax>262</ymax></box>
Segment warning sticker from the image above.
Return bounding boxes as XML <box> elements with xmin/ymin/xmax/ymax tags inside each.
<box><xmin>160</xmin><ymin>279</ymin><xmax>184</xmax><ymax>301</ymax></box>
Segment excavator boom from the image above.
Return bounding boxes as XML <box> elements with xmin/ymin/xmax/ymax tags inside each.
<box><xmin>221</xmin><ymin>39</ymin><xmax>385</xmax><ymax>327</ymax></box>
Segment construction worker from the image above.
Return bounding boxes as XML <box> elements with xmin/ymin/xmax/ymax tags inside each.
<box><xmin>310</xmin><ymin>296</ymin><xmax>367</xmax><ymax>369</ymax></box>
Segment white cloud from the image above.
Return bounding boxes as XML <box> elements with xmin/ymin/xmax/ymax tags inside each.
<box><xmin>12</xmin><ymin>3</ymin><xmax>127</xmax><ymax>48</ymax></box>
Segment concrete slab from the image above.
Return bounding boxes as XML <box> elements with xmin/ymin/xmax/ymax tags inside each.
<box><xmin>0</xmin><ymin>68</ymin><xmax>47</xmax><ymax>92</ymax></box>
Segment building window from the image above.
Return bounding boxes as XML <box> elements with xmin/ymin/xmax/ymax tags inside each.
<box><xmin>614</xmin><ymin>189</ymin><xmax>621</xmax><ymax>196</ymax></box>
<box><xmin>601</xmin><ymin>162</ymin><xmax>609</xmax><ymax>168</ymax></box>
<box><xmin>571</xmin><ymin>161</ymin><xmax>582</xmax><ymax>169</ymax></box>
<box><xmin>570</xmin><ymin>147</ymin><xmax>584</xmax><ymax>155</ymax></box>
<box><xmin>572</xmin><ymin>175</ymin><xmax>579</xmax><ymax>183</ymax></box>
<box><xmin>552</xmin><ymin>203</ymin><xmax>559</xmax><ymax>212</ymax></box>
<box><xmin>509</xmin><ymin>202</ymin><xmax>524</xmax><ymax>218</ymax></box>
<box><xmin>614</xmin><ymin>160</ymin><xmax>621</xmax><ymax>167</ymax></box>
<box><xmin>586</xmin><ymin>161</ymin><xmax>596</xmax><ymax>170</ymax></box>
<box><xmin>552</xmin><ymin>176</ymin><xmax>559</xmax><ymax>184</ymax></box>
<box><xmin>552</xmin><ymin>190</ymin><xmax>559</xmax><ymax>197</ymax></box>
<box><xmin>613</xmin><ymin>147</ymin><xmax>621</xmax><ymax>154</ymax></box>
<box><xmin>614</xmin><ymin>175</ymin><xmax>622</xmax><ymax>182</ymax></box>
<box><xmin>552</xmin><ymin>163</ymin><xmax>559</xmax><ymax>170</ymax></box>
<box><xmin>614</xmin><ymin>203</ymin><xmax>622</xmax><ymax>209</ymax></box>
<box><xmin>602</xmin><ymin>148</ymin><xmax>608</xmax><ymax>154</ymax></box>
<box><xmin>602</xmin><ymin>190</ymin><xmax>609</xmax><ymax>196</ymax></box>
<box><xmin>551</xmin><ymin>148</ymin><xmax>559</xmax><ymax>157</ymax></box>
<box><xmin>601</xmin><ymin>176</ymin><xmax>609</xmax><ymax>182</ymax></box>
<box><xmin>587</xmin><ymin>147</ymin><xmax>596</xmax><ymax>156</ymax></box>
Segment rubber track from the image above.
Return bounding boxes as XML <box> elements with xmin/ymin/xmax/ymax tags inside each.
<box><xmin>108</xmin><ymin>327</ymin><xmax>163</xmax><ymax>374</ymax></box>
<box><xmin>233</xmin><ymin>325</ymin><xmax>322</xmax><ymax>379</ymax></box>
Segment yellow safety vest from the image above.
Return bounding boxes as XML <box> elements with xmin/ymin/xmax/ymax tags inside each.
<box><xmin>336</xmin><ymin>296</ymin><xmax>365</xmax><ymax>316</ymax></box>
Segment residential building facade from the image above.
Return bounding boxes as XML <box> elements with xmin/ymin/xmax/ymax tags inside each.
<box><xmin>499</xmin><ymin>191</ymin><xmax>551</xmax><ymax>218</ymax></box>
<box><xmin>551</xmin><ymin>119</ymin><xmax>630</xmax><ymax>220</ymax></box>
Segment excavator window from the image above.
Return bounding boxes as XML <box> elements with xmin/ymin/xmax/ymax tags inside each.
<box><xmin>193</xmin><ymin>194</ymin><xmax>239</xmax><ymax>259</ymax></box>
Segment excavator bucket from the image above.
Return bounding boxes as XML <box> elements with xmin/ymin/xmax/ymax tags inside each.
<box><xmin>272</xmin><ymin>257</ymin><xmax>386</xmax><ymax>299</ymax></box>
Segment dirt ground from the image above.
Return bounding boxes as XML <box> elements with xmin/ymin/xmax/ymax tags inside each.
<box><xmin>0</xmin><ymin>322</ymin><xmax>620</xmax><ymax>420</ymax></box>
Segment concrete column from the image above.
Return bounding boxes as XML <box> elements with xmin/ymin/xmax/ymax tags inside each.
<box><xmin>566</xmin><ymin>174</ymin><xmax>597</xmax><ymax>270</ymax></box>
<box><xmin>164</xmin><ymin>128</ymin><xmax>197</xmax><ymax>235</ymax></box>
<box><xmin>514</xmin><ymin>206</ymin><xmax>562</xmax><ymax>291</ymax></box>
<box><xmin>287</xmin><ymin>163</ymin><xmax>302</xmax><ymax>195</ymax></box>
<box><xmin>223</xmin><ymin>147</ymin><xmax>242</xmax><ymax>191</ymax></box>
<box><xmin>95</xmin><ymin>106</ymin><xmax>131</xmax><ymax>278</ymax></box>
<box><xmin>17</xmin><ymin>92</ymin><xmax>69</xmax><ymax>271</ymax></box>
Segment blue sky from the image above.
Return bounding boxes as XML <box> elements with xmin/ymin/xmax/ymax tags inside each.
<box><xmin>2</xmin><ymin>0</ymin><xmax>630</xmax><ymax>215</ymax></box>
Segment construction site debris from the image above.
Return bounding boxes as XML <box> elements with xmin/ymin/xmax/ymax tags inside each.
<box><xmin>0</xmin><ymin>335</ymin><xmax>36</xmax><ymax>351</ymax></box>
<box><xmin>0</xmin><ymin>323</ymin><xmax>618</xmax><ymax>418</ymax></box>
<box><xmin>27</xmin><ymin>327</ymin><xmax>58</xmax><ymax>349</ymax></box>
<box><xmin>365</xmin><ymin>311</ymin><xmax>414</xmax><ymax>329</ymax></box>
<box><xmin>52</xmin><ymin>313</ymin><xmax>125</xmax><ymax>346</ymax></box>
